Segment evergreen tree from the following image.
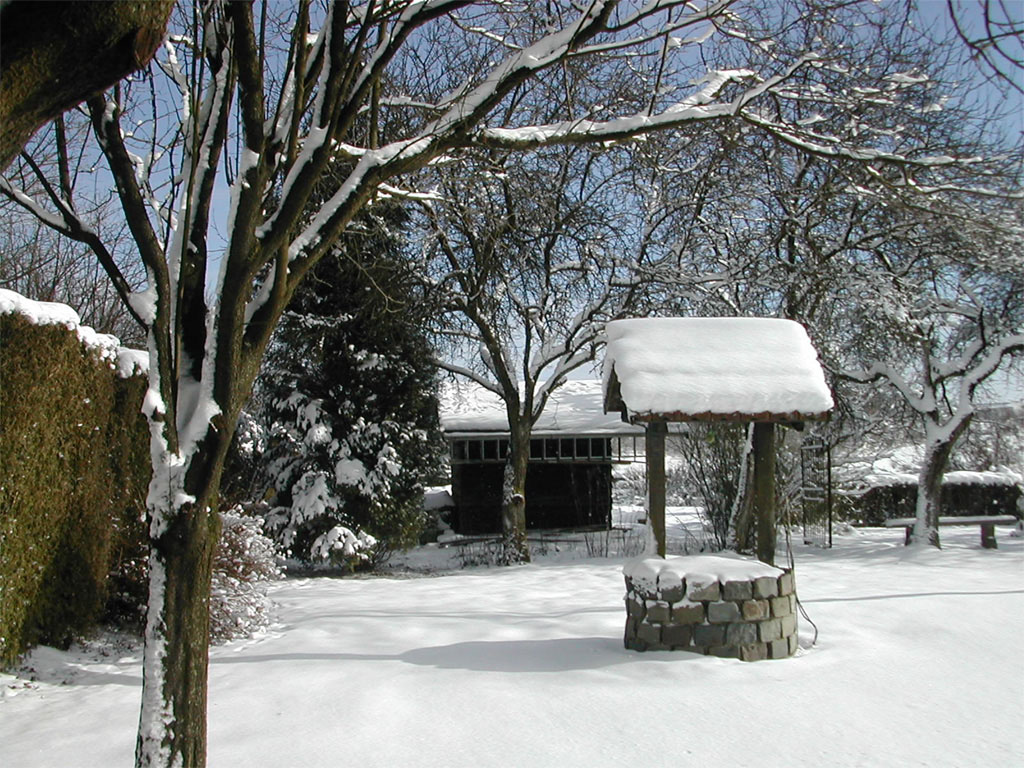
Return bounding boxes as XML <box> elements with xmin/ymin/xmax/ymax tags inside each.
<box><xmin>255</xmin><ymin>210</ymin><xmax>444</xmax><ymax>566</ymax></box>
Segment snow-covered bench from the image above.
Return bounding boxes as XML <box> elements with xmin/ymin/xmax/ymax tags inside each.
<box><xmin>884</xmin><ymin>515</ymin><xmax>1018</xmax><ymax>548</ymax></box>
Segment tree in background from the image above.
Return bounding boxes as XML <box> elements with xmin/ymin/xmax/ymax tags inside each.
<box><xmin>255</xmin><ymin>218</ymin><xmax>444</xmax><ymax>567</ymax></box>
<box><xmin>0</xmin><ymin>176</ymin><xmax>146</xmax><ymax>345</ymax></box>
<box><xmin>416</xmin><ymin>144</ymin><xmax>643</xmax><ymax>562</ymax></box>
<box><xmin>946</xmin><ymin>0</ymin><xmax>1024</xmax><ymax>94</ymax></box>
<box><xmin>627</xmin><ymin>3</ymin><xmax>1023</xmax><ymax>549</ymax></box>
<box><xmin>841</xmin><ymin>203</ymin><xmax>1023</xmax><ymax>546</ymax></box>
<box><xmin>674</xmin><ymin>423</ymin><xmax>750</xmax><ymax>549</ymax></box>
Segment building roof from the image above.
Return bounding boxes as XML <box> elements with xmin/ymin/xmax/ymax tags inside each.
<box><xmin>603</xmin><ymin>317</ymin><xmax>834</xmax><ymax>424</ymax></box>
<box><xmin>441</xmin><ymin>378</ymin><xmax>645</xmax><ymax>437</ymax></box>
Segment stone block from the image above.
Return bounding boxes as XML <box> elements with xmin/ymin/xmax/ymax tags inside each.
<box><xmin>740</xmin><ymin>642</ymin><xmax>769</xmax><ymax>662</ymax></box>
<box><xmin>659</xmin><ymin>584</ymin><xmax>685</xmax><ymax>604</ymax></box>
<box><xmin>726</xmin><ymin>622</ymin><xmax>758</xmax><ymax>646</ymax></box>
<box><xmin>671</xmin><ymin>601</ymin><xmax>705</xmax><ymax>624</ymax></box>
<box><xmin>709</xmin><ymin>645</ymin><xmax>739</xmax><ymax>659</ymax></box>
<box><xmin>624</xmin><ymin>618</ymin><xmax>640</xmax><ymax>650</ymax></box>
<box><xmin>788</xmin><ymin>633</ymin><xmax>799</xmax><ymax>655</ymax></box>
<box><xmin>646</xmin><ymin>600</ymin><xmax>671</xmax><ymax>624</ymax></box>
<box><xmin>657</xmin><ymin>570</ymin><xmax>685</xmax><ymax>604</ymax></box>
<box><xmin>771</xmin><ymin>595</ymin><xmax>794</xmax><ymax>618</ymax></box>
<box><xmin>741</xmin><ymin>599</ymin><xmax>769</xmax><ymax>621</ymax></box>
<box><xmin>722</xmin><ymin>580</ymin><xmax>752</xmax><ymax>601</ymax></box>
<box><xmin>625</xmin><ymin>574</ymin><xmax>654</xmax><ymax>601</ymax></box>
<box><xmin>637</xmin><ymin>621</ymin><xmax>662</xmax><ymax>648</ymax></box>
<box><xmin>625</xmin><ymin>596</ymin><xmax>646</xmax><ymax>619</ymax></box>
<box><xmin>625</xmin><ymin>634</ymin><xmax>648</xmax><ymax>652</ymax></box>
<box><xmin>781</xmin><ymin>613</ymin><xmax>798</xmax><ymax>637</ymax></box>
<box><xmin>759</xmin><ymin>618</ymin><xmax>783</xmax><ymax>642</ymax></box>
<box><xmin>753</xmin><ymin>576</ymin><xmax>779</xmax><ymax>599</ymax></box>
<box><xmin>708</xmin><ymin>600</ymin><xmax>741</xmax><ymax>624</ymax></box>
<box><xmin>693</xmin><ymin>624</ymin><xmax>725</xmax><ymax>647</ymax></box>
<box><xmin>769</xmin><ymin>637</ymin><xmax>790</xmax><ymax>659</ymax></box>
<box><xmin>778</xmin><ymin>571</ymin><xmax>795</xmax><ymax>595</ymax></box>
<box><xmin>662</xmin><ymin>624</ymin><xmax>692</xmax><ymax>648</ymax></box>
<box><xmin>687</xmin><ymin>579</ymin><xmax>720</xmax><ymax>602</ymax></box>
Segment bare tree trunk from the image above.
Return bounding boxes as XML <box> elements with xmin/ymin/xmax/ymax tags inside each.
<box><xmin>137</xmin><ymin>502</ymin><xmax>219</xmax><ymax>768</ymax></box>
<box><xmin>728</xmin><ymin>424</ymin><xmax>756</xmax><ymax>552</ymax></box>
<box><xmin>135</xmin><ymin>424</ymin><xmax>231</xmax><ymax>767</ymax></box>
<box><xmin>911</xmin><ymin>415</ymin><xmax>973</xmax><ymax>548</ymax></box>
<box><xmin>500</xmin><ymin>427</ymin><xmax>531</xmax><ymax>563</ymax></box>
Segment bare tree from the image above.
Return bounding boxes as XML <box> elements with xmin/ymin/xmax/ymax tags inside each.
<box><xmin>624</xmin><ymin>2</ymin><xmax>1024</xmax><ymax>550</ymax></box>
<box><xmin>0</xmin><ymin>1</ymin><xmax>993</xmax><ymax>764</ymax></box>
<box><xmin>417</xmin><ymin>145</ymin><xmax>642</xmax><ymax>560</ymax></box>
<box><xmin>0</xmin><ymin>113</ymin><xmax>146</xmax><ymax>343</ymax></box>
<box><xmin>841</xmin><ymin>206</ymin><xmax>1023</xmax><ymax>546</ymax></box>
<box><xmin>946</xmin><ymin>0</ymin><xmax>1024</xmax><ymax>94</ymax></box>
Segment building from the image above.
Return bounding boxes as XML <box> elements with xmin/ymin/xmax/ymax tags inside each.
<box><xmin>442</xmin><ymin>380</ymin><xmax>645</xmax><ymax>534</ymax></box>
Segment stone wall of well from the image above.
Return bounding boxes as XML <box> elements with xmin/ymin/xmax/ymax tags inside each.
<box><xmin>624</xmin><ymin>561</ymin><xmax>798</xmax><ymax>662</ymax></box>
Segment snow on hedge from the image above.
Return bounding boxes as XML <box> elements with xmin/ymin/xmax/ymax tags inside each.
<box><xmin>0</xmin><ymin>288</ymin><xmax>148</xmax><ymax>378</ymax></box>
<box><xmin>863</xmin><ymin>469</ymin><xmax>1023</xmax><ymax>488</ymax></box>
<box><xmin>604</xmin><ymin>317</ymin><xmax>833</xmax><ymax>419</ymax></box>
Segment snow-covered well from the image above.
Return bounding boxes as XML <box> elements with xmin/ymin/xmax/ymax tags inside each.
<box><xmin>623</xmin><ymin>554</ymin><xmax>797</xmax><ymax>661</ymax></box>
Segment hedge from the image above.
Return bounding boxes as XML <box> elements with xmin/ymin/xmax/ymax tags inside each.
<box><xmin>0</xmin><ymin>312</ymin><xmax>149</xmax><ymax>665</ymax></box>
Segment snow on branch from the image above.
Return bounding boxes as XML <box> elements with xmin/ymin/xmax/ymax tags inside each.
<box><xmin>468</xmin><ymin>50</ymin><xmax>822</xmax><ymax>151</ymax></box>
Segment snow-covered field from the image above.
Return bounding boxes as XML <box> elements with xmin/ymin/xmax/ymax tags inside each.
<box><xmin>2</xmin><ymin>525</ymin><xmax>1021</xmax><ymax>768</ymax></box>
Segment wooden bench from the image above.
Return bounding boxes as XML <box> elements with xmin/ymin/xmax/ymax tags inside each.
<box><xmin>884</xmin><ymin>515</ymin><xmax>1018</xmax><ymax>548</ymax></box>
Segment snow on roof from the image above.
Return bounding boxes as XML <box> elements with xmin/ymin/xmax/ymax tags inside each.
<box><xmin>0</xmin><ymin>288</ymin><xmax>148</xmax><ymax>378</ymax></box>
<box><xmin>603</xmin><ymin>317</ymin><xmax>833</xmax><ymax>422</ymax></box>
<box><xmin>441</xmin><ymin>378</ymin><xmax>645</xmax><ymax>436</ymax></box>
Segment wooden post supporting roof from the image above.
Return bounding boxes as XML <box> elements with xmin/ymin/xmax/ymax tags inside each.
<box><xmin>752</xmin><ymin>422</ymin><xmax>777</xmax><ymax>566</ymax></box>
<box><xmin>645</xmin><ymin>421</ymin><xmax>668</xmax><ymax>558</ymax></box>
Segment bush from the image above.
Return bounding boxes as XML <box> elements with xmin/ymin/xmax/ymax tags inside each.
<box><xmin>209</xmin><ymin>509</ymin><xmax>282</xmax><ymax>644</ymax></box>
<box><xmin>0</xmin><ymin>312</ymin><xmax>149</xmax><ymax>664</ymax></box>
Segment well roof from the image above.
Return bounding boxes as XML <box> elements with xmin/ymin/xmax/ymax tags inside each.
<box><xmin>603</xmin><ymin>317</ymin><xmax>833</xmax><ymax>424</ymax></box>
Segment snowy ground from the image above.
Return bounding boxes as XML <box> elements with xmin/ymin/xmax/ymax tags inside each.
<box><xmin>2</xmin><ymin>524</ymin><xmax>1022</xmax><ymax>767</ymax></box>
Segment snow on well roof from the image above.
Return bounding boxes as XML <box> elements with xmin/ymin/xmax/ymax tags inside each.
<box><xmin>440</xmin><ymin>378</ymin><xmax>645</xmax><ymax>436</ymax></box>
<box><xmin>603</xmin><ymin>317</ymin><xmax>834</xmax><ymax>423</ymax></box>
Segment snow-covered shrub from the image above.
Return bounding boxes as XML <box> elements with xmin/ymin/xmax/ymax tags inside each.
<box><xmin>612</xmin><ymin>463</ymin><xmax>646</xmax><ymax>504</ymax></box>
<box><xmin>209</xmin><ymin>510</ymin><xmax>282</xmax><ymax>644</ymax></box>
<box><xmin>309</xmin><ymin>525</ymin><xmax>377</xmax><ymax>568</ymax></box>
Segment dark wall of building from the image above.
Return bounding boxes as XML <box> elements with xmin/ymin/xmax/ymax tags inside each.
<box><xmin>451</xmin><ymin>462</ymin><xmax>612</xmax><ymax>535</ymax></box>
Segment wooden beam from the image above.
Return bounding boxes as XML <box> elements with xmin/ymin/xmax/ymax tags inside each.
<box><xmin>753</xmin><ymin>421</ymin><xmax>776</xmax><ymax>565</ymax></box>
<box><xmin>646</xmin><ymin>420</ymin><xmax>667</xmax><ymax>558</ymax></box>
